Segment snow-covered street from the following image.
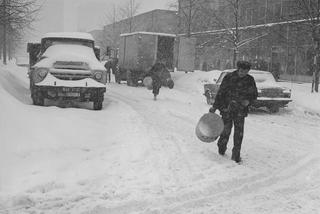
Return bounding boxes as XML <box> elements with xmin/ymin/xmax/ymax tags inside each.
<box><xmin>1</xmin><ymin>62</ymin><xmax>320</xmax><ymax>214</ymax></box>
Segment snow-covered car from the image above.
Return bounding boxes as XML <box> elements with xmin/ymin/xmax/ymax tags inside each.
<box><xmin>27</xmin><ymin>32</ymin><xmax>106</xmax><ymax>110</ymax></box>
<box><xmin>203</xmin><ymin>69</ymin><xmax>292</xmax><ymax>113</ymax></box>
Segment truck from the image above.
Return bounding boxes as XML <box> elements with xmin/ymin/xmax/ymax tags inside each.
<box><xmin>116</xmin><ymin>32</ymin><xmax>175</xmax><ymax>87</ymax></box>
<box><xmin>27</xmin><ymin>32</ymin><xmax>107</xmax><ymax>110</ymax></box>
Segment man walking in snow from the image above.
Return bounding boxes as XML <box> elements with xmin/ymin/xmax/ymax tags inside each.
<box><xmin>209</xmin><ymin>61</ymin><xmax>258</xmax><ymax>163</ymax></box>
<box><xmin>145</xmin><ymin>61</ymin><xmax>166</xmax><ymax>100</ymax></box>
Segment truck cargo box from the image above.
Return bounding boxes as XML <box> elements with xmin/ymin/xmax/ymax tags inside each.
<box><xmin>117</xmin><ymin>32</ymin><xmax>175</xmax><ymax>86</ymax></box>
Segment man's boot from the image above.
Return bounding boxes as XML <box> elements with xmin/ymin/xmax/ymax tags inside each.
<box><xmin>217</xmin><ymin>140</ymin><xmax>227</xmax><ymax>156</ymax></box>
<box><xmin>154</xmin><ymin>95</ymin><xmax>157</xmax><ymax>100</ymax></box>
<box><xmin>231</xmin><ymin>151</ymin><xmax>242</xmax><ymax>163</ymax></box>
<box><xmin>218</xmin><ymin>145</ymin><xmax>226</xmax><ymax>155</ymax></box>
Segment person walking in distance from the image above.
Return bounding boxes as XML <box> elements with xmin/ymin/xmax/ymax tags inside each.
<box><xmin>111</xmin><ymin>57</ymin><xmax>119</xmax><ymax>83</ymax></box>
<box><xmin>104</xmin><ymin>60</ymin><xmax>112</xmax><ymax>83</ymax></box>
<box><xmin>209</xmin><ymin>61</ymin><xmax>258</xmax><ymax>163</ymax></box>
<box><xmin>146</xmin><ymin>62</ymin><xmax>165</xmax><ymax>100</ymax></box>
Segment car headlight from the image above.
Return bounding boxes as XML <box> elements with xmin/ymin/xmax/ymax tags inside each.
<box><xmin>92</xmin><ymin>70</ymin><xmax>106</xmax><ymax>83</ymax></box>
<box><xmin>283</xmin><ymin>89</ymin><xmax>291</xmax><ymax>94</ymax></box>
<box><xmin>33</xmin><ymin>67</ymin><xmax>49</xmax><ymax>83</ymax></box>
<box><xmin>94</xmin><ymin>72</ymin><xmax>103</xmax><ymax>80</ymax></box>
<box><xmin>257</xmin><ymin>89</ymin><xmax>262</xmax><ymax>93</ymax></box>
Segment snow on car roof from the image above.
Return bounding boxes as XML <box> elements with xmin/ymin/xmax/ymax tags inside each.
<box><xmin>43</xmin><ymin>32</ymin><xmax>94</xmax><ymax>41</ymax></box>
<box><xmin>120</xmin><ymin>31</ymin><xmax>176</xmax><ymax>37</ymax></box>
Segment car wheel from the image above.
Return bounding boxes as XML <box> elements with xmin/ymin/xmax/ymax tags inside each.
<box><xmin>93</xmin><ymin>92</ymin><xmax>104</xmax><ymax>110</ymax></box>
<box><xmin>268</xmin><ymin>105</ymin><xmax>279</xmax><ymax>113</ymax></box>
<box><xmin>126</xmin><ymin>70</ymin><xmax>133</xmax><ymax>86</ymax></box>
<box><xmin>93</xmin><ymin>100</ymin><xmax>103</xmax><ymax>110</ymax></box>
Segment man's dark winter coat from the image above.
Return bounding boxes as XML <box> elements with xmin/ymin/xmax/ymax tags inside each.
<box><xmin>212</xmin><ymin>70</ymin><xmax>258</xmax><ymax>117</ymax></box>
<box><xmin>146</xmin><ymin>62</ymin><xmax>165</xmax><ymax>95</ymax></box>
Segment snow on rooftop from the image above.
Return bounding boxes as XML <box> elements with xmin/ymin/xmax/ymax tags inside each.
<box><xmin>43</xmin><ymin>32</ymin><xmax>94</xmax><ymax>41</ymax></box>
<box><xmin>120</xmin><ymin>31</ymin><xmax>176</xmax><ymax>37</ymax></box>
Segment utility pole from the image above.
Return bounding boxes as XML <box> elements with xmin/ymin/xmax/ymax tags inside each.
<box><xmin>129</xmin><ymin>0</ymin><xmax>133</xmax><ymax>33</ymax></box>
<box><xmin>187</xmin><ymin>0</ymin><xmax>192</xmax><ymax>37</ymax></box>
<box><xmin>314</xmin><ymin>0</ymin><xmax>320</xmax><ymax>92</ymax></box>
<box><xmin>2</xmin><ymin>0</ymin><xmax>7</xmax><ymax>64</ymax></box>
<box><xmin>233</xmin><ymin>0</ymin><xmax>239</xmax><ymax>67</ymax></box>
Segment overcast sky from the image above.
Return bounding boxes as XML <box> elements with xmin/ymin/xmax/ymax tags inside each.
<box><xmin>67</xmin><ymin>0</ymin><xmax>175</xmax><ymax>32</ymax></box>
<box><xmin>19</xmin><ymin>0</ymin><xmax>174</xmax><ymax>55</ymax></box>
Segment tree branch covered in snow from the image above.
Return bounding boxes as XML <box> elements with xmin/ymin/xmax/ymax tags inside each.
<box><xmin>0</xmin><ymin>0</ymin><xmax>41</xmax><ymax>64</ymax></box>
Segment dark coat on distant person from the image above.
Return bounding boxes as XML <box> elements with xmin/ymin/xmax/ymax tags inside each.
<box><xmin>146</xmin><ymin>62</ymin><xmax>165</xmax><ymax>95</ymax></box>
<box><xmin>212</xmin><ymin>70</ymin><xmax>258</xmax><ymax>117</ymax></box>
<box><xmin>104</xmin><ymin>61</ymin><xmax>112</xmax><ymax>72</ymax></box>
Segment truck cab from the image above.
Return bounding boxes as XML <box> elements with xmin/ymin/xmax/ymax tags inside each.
<box><xmin>27</xmin><ymin>32</ymin><xmax>106</xmax><ymax>110</ymax></box>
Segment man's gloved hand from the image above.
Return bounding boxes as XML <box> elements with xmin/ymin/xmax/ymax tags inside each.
<box><xmin>209</xmin><ymin>107</ymin><xmax>217</xmax><ymax>113</ymax></box>
<box><xmin>241</xmin><ymin>100</ymin><xmax>250</xmax><ymax>107</ymax></box>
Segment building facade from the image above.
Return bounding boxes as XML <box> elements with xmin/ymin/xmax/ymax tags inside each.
<box><xmin>180</xmin><ymin>0</ymin><xmax>314</xmax><ymax>81</ymax></box>
<box><xmin>91</xmin><ymin>9</ymin><xmax>178</xmax><ymax>58</ymax></box>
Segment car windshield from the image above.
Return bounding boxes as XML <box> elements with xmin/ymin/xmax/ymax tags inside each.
<box><xmin>41</xmin><ymin>38</ymin><xmax>94</xmax><ymax>52</ymax></box>
<box><xmin>250</xmin><ymin>72</ymin><xmax>276</xmax><ymax>83</ymax></box>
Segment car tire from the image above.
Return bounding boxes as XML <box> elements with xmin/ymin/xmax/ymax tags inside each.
<box><xmin>126</xmin><ymin>70</ymin><xmax>133</xmax><ymax>86</ymax></box>
<box><xmin>268</xmin><ymin>105</ymin><xmax>279</xmax><ymax>113</ymax></box>
<box><xmin>93</xmin><ymin>100</ymin><xmax>103</xmax><ymax>110</ymax></box>
<box><xmin>93</xmin><ymin>93</ymin><xmax>104</xmax><ymax>110</ymax></box>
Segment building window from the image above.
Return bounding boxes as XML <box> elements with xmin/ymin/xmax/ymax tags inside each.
<box><xmin>274</xmin><ymin>3</ymin><xmax>281</xmax><ymax>18</ymax></box>
<box><xmin>246</xmin><ymin>9</ymin><xmax>254</xmax><ymax>25</ymax></box>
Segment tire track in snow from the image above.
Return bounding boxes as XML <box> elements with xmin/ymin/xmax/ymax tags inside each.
<box><xmin>107</xmin><ymin>90</ymin><xmax>195</xmax><ymax>193</ymax></box>
<box><xmin>157</xmin><ymin>155</ymin><xmax>320</xmax><ymax>213</ymax></box>
<box><xmin>94</xmin><ymin>87</ymin><xmax>320</xmax><ymax>213</ymax></box>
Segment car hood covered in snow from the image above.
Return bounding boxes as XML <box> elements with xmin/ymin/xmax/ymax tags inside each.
<box><xmin>33</xmin><ymin>44</ymin><xmax>105</xmax><ymax>70</ymax></box>
<box><xmin>256</xmin><ymin>81</ymin><xmax>287</xmax><ymax>90</ymax></box>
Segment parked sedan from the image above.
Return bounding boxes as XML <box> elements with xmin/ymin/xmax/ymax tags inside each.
<box><xmin>203</xmin><ymin>70</ymin><xmax>292</xmax><ymax>113</ymax></box>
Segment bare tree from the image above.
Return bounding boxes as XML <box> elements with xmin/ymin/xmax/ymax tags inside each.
<box><xmin>99</xmin><ymin>4</ymin><xmax>120</xmax><ymax>58</ymax></box>
<box><xmin>290</xmin><ymin>0</ymin><xmax>320</xmax><ymax>91</ymax></box>
<box><xmin>0</xmin><ymin>0</ymin><xmax>40</xmax><ymax>64</ymax></box>
<box><xmin>118</xmin><ymin>0</ymin><xmax>141</xmax><ymax>33</ymax></box>
<box><xmin>171</xmin><ymin>0</ymin><xmax>211</xmax><ymax>37</ymax></box>
<box><xmin>202</xmin><ymin>0</ymin><xmax>269</xmax><ymax>67</ymax></box>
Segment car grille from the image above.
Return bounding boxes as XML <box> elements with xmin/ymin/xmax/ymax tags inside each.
<box><xmin>53</xmin><ymin>61</ymin><xmax>89</xmax><ymax>70</ymax></box>
<box><xmin>259</xmin><ymin>88</ymin><xmax>285</xmax><ymax>97</ymax></box>
<box><xmin>51</xmin><ymin>71</ymin><xmax>92</xmax><ymax>80</ymax></box>
<box><xmin>51</xmin><ymin>61</ymin><xmax>91</xmax><ymax>80</ymax></box>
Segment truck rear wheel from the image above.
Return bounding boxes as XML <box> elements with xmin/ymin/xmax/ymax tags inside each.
<box><xmin>126</xmin><ymin>70</ymin><xmax>132</xmax><ymax>86</ymax></box>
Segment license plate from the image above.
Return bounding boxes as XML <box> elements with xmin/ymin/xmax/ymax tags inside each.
<box><xmin>58</xmin><ymin>92</ymin><xmax>80</xmax><ymax>97</ymax></box>
<box><xmin>62</xmin><ymin>88</ymin><xmax>80</xmax><ymax>92</ymax></box>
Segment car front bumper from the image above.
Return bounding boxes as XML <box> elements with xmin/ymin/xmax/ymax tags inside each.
<box><xmin>34</xmin><ymin>74</ymin><xmax>106</xmax><ymax>101</ymax></box>
<box><xmin>253</xmin><ymin>97</ymin><xmax>292</xmax><ymax>108</ymax></box>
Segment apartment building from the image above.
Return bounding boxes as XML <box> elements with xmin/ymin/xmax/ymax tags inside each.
<box><xmin>180</xmin><ymin>0</ymin><xmax>314</xmax><ymax>81</ymax></box>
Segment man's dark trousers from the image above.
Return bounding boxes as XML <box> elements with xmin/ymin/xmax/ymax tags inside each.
<box><xmin>217</xmin><ymin>113</ymin><xmax>245</xmax><ymax>159</ymax></box>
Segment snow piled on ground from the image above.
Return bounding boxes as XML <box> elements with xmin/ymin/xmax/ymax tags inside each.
<box><xmin>0</xmin><ymin>61</ymin><xmax>320</xmax><ymax>214</ymax></box>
